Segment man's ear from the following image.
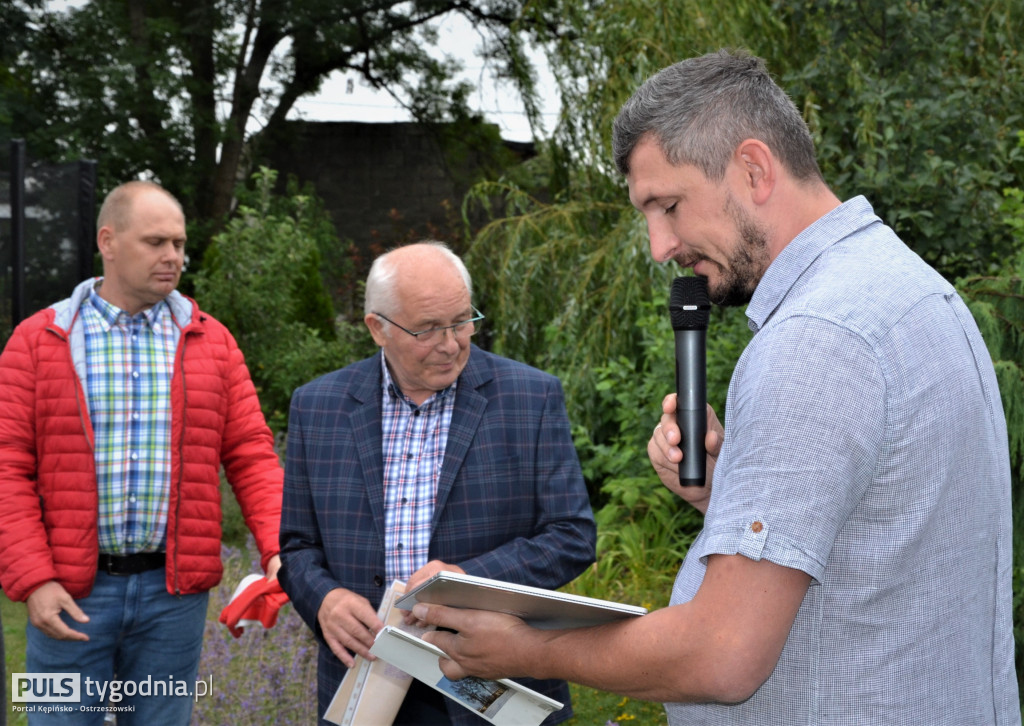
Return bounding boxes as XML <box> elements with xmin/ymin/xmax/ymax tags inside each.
<box><xmin>364</xmin><ymin>313</ymin><xmax>388</xmax><ymax>348</ymax></box>
<box><xmin>735</xmin><ymin>139</ymin><xmax>775</xmax><ymax>205</ymax></box>
<box><xmin>96</xmin><ymin>225</ymin><xmax>116</xmax><ymax>261</ymax></box>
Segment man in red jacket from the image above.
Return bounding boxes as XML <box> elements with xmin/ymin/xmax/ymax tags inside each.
<box><xmin>0</xmin><ymin>181</ymin><xmax>283</xmax><ymax>726</ymax></box>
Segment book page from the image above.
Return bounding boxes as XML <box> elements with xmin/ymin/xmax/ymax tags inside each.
<box><xmin>369</xmin><ymin>626</ymin><xmax>562</xmax><ymax>726</ymax></box>
<box><xmin>324</xmin><ymin>581</ymin><xmax>429</xmax><ymax>725</ymax></box>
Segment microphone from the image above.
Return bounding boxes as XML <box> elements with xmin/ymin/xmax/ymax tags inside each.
<box><xmin>669</xmin><ymin>276</ymin><xmax>710</xmax><ymax>487</ymax></box>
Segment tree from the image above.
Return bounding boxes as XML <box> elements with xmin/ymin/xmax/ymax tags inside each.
<box><xmin>194</xmin><ymin>167</ymin><xmax>377</xmax><ymax>431</ymax></box>
<box><xmin>517</xmin><ymin>0</ymin><xmax>1024</xmax><ymax>278</ymax></box>
<box><xmin>0</xmin><ymin>0</ymin><xmax>559</xmax><ymax>264</ymax></box>
<box><xmin>464</xmin><ymin>0</ymin><xmax>1024</xmax><ymax>430</ymax></box>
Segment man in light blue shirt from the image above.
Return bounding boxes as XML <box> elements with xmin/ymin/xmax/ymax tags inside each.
<box><xmin>410</xmin><ymin>49</ymin><xmax>1019</xmax><ymax>724</ymax></box>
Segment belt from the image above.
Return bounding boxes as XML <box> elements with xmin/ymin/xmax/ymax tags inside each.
<box><xmin>98</xmin><ymin>552</ymin><xmax>166</xmax><ymax>576</ymax></box>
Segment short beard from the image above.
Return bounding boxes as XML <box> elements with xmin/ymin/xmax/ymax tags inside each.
<box><xmin>709</xmin><ymin>196</ymin><xmax>771</xmax><ymax>307</ymax></box>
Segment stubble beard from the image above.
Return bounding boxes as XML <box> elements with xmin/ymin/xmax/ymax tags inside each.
<box><xmin>708</xmin><ymin>198</ymin><xmax>771</xmax><ymax>307</ymax></box>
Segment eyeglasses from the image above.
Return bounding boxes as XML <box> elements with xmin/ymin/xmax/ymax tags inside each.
<box><xmin>373</xmin><ymin>306</ymin><xmax>484</xmax><ymax>345</ymax></box>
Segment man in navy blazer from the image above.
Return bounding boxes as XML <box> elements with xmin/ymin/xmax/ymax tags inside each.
<box><xmin>279</xmin><ymin>241</ymin><xmax>596</xmax><ymax>725</ymax></box>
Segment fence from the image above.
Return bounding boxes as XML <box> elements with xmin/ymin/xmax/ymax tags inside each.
<box><xmin>1</xmin><ymin>139</ymin><xmax>96</xmax><ymax>345</ymax></box>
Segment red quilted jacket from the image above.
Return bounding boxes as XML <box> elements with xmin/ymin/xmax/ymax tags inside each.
<box><xmin>0</xmin><ymin>280</ymin><xmax>283</xmax><ymax>601</ymax></box>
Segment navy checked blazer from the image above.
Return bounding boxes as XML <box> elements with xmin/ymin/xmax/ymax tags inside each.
<box><xmin>279</xmin><ymin>345</ymin><xmax>597</xmax><ymax>725</ymax></box>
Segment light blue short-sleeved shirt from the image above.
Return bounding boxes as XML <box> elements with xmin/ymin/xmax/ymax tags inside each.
<box><xmin>666</xmin><ymin>197</ymin><xmax>1019</xmax><ymax>725</ymax></box>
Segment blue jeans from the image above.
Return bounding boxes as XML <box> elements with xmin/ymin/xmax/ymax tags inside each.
<box><xmin>25</xmin><ymin>567</ymin><xmax>209</xmax><ymax>726</ymax></box>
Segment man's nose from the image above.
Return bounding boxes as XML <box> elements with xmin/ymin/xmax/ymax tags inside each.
<box><xmin>648</xmin><ymin>222</ymin><xmax>682</xmax><ymax>264</ymax></box>
<box><xmin>435</xmin><ymin>326</ymin><xmax>461</xmax><ymax>351</ymax></box>
<box><xmin>161</xmin><ymin>243</ymin><xmax>183</xmax><ymax>262</ymax></box>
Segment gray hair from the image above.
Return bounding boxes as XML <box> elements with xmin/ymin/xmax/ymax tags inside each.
<box><xmin>363</xmin><ymin>240</ymin><xmax>473</xmax><ymax>319</ymax></box>
<box><xmin>612</xmin><ymin>49</ymin><xmax>823</xmax><ymax>184</ymax></box>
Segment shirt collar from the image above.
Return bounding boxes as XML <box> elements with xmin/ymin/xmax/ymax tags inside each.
<box><xmin>746</xmin><ymin>196</ymin><xmax>879</xmax><ymax>332</ymax></box>
<box><xmin>379</xmin><ymin>350</ymin><xmax>457</xmax><ymax>408</ymax></box>
<box><xmin>87</xmin><ymin>283</ymin><xmax>169</xmax><ymax>331</ymax></box>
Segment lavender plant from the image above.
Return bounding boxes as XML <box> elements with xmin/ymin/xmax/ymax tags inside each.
<box><xmin>191</xmin><ymin>538</ymin><xmax>317</xmax><ymax>725</ymax></box>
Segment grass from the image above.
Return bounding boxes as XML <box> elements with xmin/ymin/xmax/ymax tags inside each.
<box><xmin>568</xmin><ymin>687</ymin><xmax>667</xmax><ymax>725</ymax></box>
<box><xmin>3</xmin><ymin>592</ymin><xmax>28</xmax><ymax>726</ymax></box>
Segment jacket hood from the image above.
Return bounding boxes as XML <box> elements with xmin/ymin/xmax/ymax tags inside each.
<box><xmin>50</xmin><ymin>278</ymin><xmax>195</xmax><ymax>331</ymax></box>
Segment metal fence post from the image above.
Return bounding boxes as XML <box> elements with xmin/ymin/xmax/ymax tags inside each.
<box><xmin>10</xmin><ymin>138</ymin><xmax>26</xmax><ymax>327</ymax></box>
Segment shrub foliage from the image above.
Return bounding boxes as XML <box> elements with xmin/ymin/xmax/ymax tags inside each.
<box><xmin>195</xmin><ymin>167</ymin><xmax>375</xmax><ymax>431</ymax></box>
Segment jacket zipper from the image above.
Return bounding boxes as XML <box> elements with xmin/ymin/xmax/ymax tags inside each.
<box><xmin>173</xmin><ymin>330</ymin><xmax>188</xmax><ymax>596</ymax></box>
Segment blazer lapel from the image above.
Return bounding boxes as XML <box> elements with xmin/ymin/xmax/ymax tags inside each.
<box><xmin>433</xmin><ymin>347</ymin><xmax>491</xmax><ymax>522</ymax></box>
<box><xmin>349</xmin><ymin>353</ymin><xmax>387</xmax><ymax>539</ymax></box>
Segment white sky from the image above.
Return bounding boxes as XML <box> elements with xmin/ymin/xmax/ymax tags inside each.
<box><xmin>289</xmin><ymin>14</ymin><xmax>560</xmax><ymax>143</ymax></box>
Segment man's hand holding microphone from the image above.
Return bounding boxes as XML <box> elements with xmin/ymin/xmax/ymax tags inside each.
<box><xmin>648</xmin><ymin>275</ymin><xmax>724</xmax><ymax>514</ymax></box>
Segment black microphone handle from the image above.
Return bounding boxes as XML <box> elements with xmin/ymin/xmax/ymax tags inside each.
<box><xmin>675</xmin><ymin>328</ymin><xmax>707</xmax><ymax>487</ymax></box>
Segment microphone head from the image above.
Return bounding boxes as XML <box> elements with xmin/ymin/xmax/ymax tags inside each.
<box><xmin>669</xmin><ymin>276</ymin><xmax>711</xmax><ymax>331</ymax></box>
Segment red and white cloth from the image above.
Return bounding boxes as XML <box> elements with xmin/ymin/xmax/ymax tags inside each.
<box><xmin>218</xmin><ymin>574</ymin><xmax>290</xmax><ymax>638</ymax></box>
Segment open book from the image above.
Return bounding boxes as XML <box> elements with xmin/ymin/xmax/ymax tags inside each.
<box><xmin>396</xmin><ymin>571</ymin><xmax>648</xmax><ymax>629</ymax></box>
<box><xmin>323</xmin><ymin>581</ymin><xmax>420</xmax><ymax>725</ymax></box>
<box><xmin>326</xmin><ymin>574</ymin><xmax>646</xmax><ymax>725</ymax></box>
<box><xmin>369</xmin><ymin>625</ymin><xmax>563</xmax><ymax>726</ymax></box>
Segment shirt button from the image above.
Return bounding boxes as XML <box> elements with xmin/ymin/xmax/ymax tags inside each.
<box><xmin>130</xmin><ymin>452</ymin><xmax>139</xmax><ymax>461</ymax></box>
<box><xmin>751</xmin><ymin>521</ymin><xmax>764</xmax><ymax>533</ymax></box>
<box><xmin>397</xmin><ymin>543</ymin><xmax>404</xmax><ymax>550</ymax></box>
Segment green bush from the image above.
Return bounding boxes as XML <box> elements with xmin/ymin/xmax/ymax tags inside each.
<box><xmin>195</xmin><ymin>167</ymin><xmax>375</xmax><ymax>431</ymax></box>
<box><xmin>781</xmin><ymin>0</ymin><xmax>1024</xmax><ymax>280</ymax></box>
<box><xmin>532</xmin><ymin>0</ymin><xmax>1024</xmax><ymax>282</ymax></box>
<box><xmin>957</xmin><ymin>131</ymin><xmax>1024</xmax><ymax>695</ymax></box>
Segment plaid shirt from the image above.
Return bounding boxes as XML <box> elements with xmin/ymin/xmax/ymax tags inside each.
<box><xmin>379</xmin><ymin>353</ymin><xmax>456</xmax><ymax>583</ymax></box>
<box><xmin>81</xmin><ymin>287</ymin><xmax>178</xmax><ymax>555</ymax></box>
